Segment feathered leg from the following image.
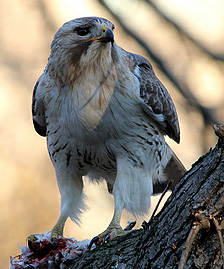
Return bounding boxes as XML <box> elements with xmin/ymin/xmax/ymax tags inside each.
<box><xmin>28</xmin><ymin>170</ymin><xmax>85</xmax><ymax>245</ymax></box>
<box><xmin>88</xmin><ymin>205</ymin><xmax>133</xmax><ymax>249</ymax></box>
<box><xmin>52</xmin><ymin>170</ymin><xmax>85</xmax><ymax>240</ymax></box>
<box><xmin>89</xmin><ymin>158</ymin><xmax>149</xmax><ymax>249</ymax></box>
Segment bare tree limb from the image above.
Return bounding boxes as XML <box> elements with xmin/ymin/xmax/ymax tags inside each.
<box><xmin>145</xmin><ymin>0</ymin><xmax>224</xmax><ymax>62</ymax></box>
<box><xmin>34</xmin><ymin>0</ymin><xmax>58</xmax><ymax>34</ymax></box>
<box><xmin>11</xmin><ymin>129</ymin><xmax>224</xmax><ymax>268</ymax></box>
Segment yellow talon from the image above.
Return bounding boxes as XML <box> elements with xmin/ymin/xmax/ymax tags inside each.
<box><xmin>27</xmin><ymin>234</ymin><xmax>38</xmax><ymax>243</ymax></box>
<box><xmin>27</xmin><ymin>215</ymin><xmax>67</xmax><ymax>248</ymax></box>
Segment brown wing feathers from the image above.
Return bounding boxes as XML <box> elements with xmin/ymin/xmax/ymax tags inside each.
<box><xmin>130</xmin><ymin>53</ymin><xmax>180</xmax><ymax>143</ymax></box>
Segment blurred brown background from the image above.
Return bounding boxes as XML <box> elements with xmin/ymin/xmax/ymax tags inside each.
<box><xmin>1</xmin><ymin>0</ymin><xmax>223</xmax><ymax>267</ymax></box>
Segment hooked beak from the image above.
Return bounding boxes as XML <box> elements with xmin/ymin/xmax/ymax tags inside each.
<box><xmin>86</xmin><ymin>27</ymin><xmax>114</xmax><ymax>45</ymax></box>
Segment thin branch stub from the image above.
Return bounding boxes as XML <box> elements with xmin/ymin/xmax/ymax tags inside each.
<box><xmin>178</xmin><ymin>213</ymin><xmax>210</xmax><ymax>269</ymax></box>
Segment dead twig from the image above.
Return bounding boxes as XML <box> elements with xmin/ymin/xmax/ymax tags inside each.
<box><xmin>178</xmin><ymin>213</ymin><xmax>210</xmax><ymax>269</ymax></box>
<box><xmin>213</xmin><ymin>124</ymin><xmax>224</xmax><ymax>138</ymax></box>
<box><xmin>212</xmin><ymin>216</ymin><xmax>224</xmax><ymax>269</ymax></box>
<box><xmin>142</xmin><ymin>181</ymin><xmax>171</xmax><ymax>229</ymax></box>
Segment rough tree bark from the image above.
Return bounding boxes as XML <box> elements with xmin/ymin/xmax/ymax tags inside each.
<box><xmin>64</xmin><ymin>127</ymin><xmax>224</xmax><ymax>269</ymax></box>
<box><xmin>11</xmin><ymin>127</ymin><xmax>224</xmax><ymax>268</ymax></box>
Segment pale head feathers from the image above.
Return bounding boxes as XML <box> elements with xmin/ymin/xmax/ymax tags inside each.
<box><xmin>47</xmin><ymin>17</ymin><xmax>117</xmax><ymax>84</ymax></box>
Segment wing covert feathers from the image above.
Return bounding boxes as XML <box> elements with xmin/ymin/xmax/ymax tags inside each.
<box><xmin>129</xmin><ymin>53</ymin><xmax>180</xmax><ymax>143</ymax></box>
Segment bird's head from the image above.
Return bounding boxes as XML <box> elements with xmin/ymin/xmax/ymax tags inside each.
<box><xmin>48</xmin><ymin>17</ymin><xmax>117</xmax><ymax>84</ymax></box>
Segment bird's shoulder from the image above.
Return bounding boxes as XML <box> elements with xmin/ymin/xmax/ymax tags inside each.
<box><xmin>125</xmin><ymin>51</ymin><xmax>180</xmax><ymax>143</ymax></box>
<box><xmin>32</xmin><ymin>74</ymin><xmax>48</xmax><ymax>137</ymax></box>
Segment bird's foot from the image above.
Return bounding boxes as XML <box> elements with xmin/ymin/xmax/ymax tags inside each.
<box><xmin>88</xmin><ymin>221</ymin><xmax>136</xmax><ymax>250</ymax></box>
<box><xmin>27</xmin><ymin>216</ymin><xmax>66</xmax><ymax>250</ymax></box>
<box><xmin>27</xmin><ymin>230</ymin><xmax>62</xmax><ymax>253</ymax></box>
<box><xmin>51</xmin><ymin>229</ymin><xmax>63</xmax><ymax>245</ymax></box>
<box><xmin>27</xmin><ymin>234</ymin><xmax>39</xmax><ymax>244</ymax></box>
<box><xmin>27</xmin><ymin>233</ymin><xmax>42</xmax><ymax>250</ymax></box>
<box><xmin>88</xmin><ymin>227</ymin><xmax>127</xmax><ymax>250</ymax></box>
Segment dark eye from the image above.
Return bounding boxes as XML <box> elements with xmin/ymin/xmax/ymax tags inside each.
<box><xmin>76</xmin><ymin>27</ymin><xmax>90</xmax><ymax>36</ymax></box>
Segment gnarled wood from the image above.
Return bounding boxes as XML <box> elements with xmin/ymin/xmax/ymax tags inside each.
<box><xmin>65</xmin><ymin>135</ymin><xmax>224</xmax><ymax>268</ymax></box>
<box><xmin>11</xmin><ymin>134</ymin><xmax>224</xmax><ymax>268</ymax></box>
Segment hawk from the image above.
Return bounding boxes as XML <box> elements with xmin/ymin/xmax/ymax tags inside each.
<box><xmin>30</xmin><ymin>17</ymin><xmax>186</xmax><ymax>246</ymax></box>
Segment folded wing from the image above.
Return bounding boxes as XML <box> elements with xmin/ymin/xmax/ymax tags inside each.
<box><xmin>32</xmin><ymin>76</ymin><xmax>47</xmax><ymax>137</ymax></box>
<box><xmin>130</xmin><ymin>53</ymin><xmax>180</xmax><ymax>144</ymax></box>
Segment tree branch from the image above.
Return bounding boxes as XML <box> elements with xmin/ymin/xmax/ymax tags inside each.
<box><xmin>73</xmin><ymin>131</ymin><xmax>224</xmax><ymax>268</ymax></box>
<box><xmin>145</xmin><ymin>0</ymin><xmax>224</xmax><ymax>62</ymax></box>
<box><xmin>11</xmin><ymin>128</ymin><xmax>224</xmax><ymax>268</ymax></box>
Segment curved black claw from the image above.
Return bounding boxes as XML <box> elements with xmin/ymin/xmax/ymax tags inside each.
<box><xmin>142</xmin><ymin>220</ymin><xmax>149</xmax><ymax>230</ymax></box>
<box><xmin>88</xmin><ymin>236</ymin><xmax>99</xmax><ymax>250</ymax></box>
<box><xmin>103</xmin><ymin>235</ymin><xmax>110</xmax><ymax>244</ymax></box>
<box><xmin>27</xmin><ymin>240</ymin><xmax>33</xmax><ymax>251</ymax></box>
<box><xmin>124</xmin><ymin>221</ymin><xmax>137</xmax><ymax>231</ymax></box>
<box><xmin>52</xmin><ymin>237</ymin><xmax>58</xmax><ymax>246</ymax></box>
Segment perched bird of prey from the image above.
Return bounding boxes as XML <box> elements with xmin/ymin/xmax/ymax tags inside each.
<box><xmin>30</xmin><ymin>17</ymin><xmax>186</xmax><ymax>246</ymax></box>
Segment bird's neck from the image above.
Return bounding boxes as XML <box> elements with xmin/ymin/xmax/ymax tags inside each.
<box><xmin>47</xmin><ymin>41</ymin><xmax>123</xmax><ymax>88</ymax></box>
